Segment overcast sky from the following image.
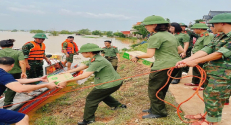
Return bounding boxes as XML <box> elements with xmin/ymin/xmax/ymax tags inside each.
<box><xmin>0</xmin><ymin>0</ymin><xmax>231</xmax><ymax>31</ymax></box>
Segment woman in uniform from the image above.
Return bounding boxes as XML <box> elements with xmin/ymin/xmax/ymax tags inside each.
<box><xmin>58</xmin><ymin>43</ymin><xmax>126</xmax><ymax>125</ymax></box>
<box><xmin>169</xmin><ymin>22</ymin><xmax>190</xmax><ymax>84</ymax></box>
<box><xmin>131</xmin><ymin>15</ymin><xmax>183</xmax><ymax>119</ymax></box>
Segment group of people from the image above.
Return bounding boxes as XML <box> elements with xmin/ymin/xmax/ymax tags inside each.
<box><xmin>0</xmin><ymin>13</ymin><xmax>231</xmax><ymax>125</ymax></box>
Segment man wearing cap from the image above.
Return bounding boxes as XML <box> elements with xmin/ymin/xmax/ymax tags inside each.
<box><xmin>176</xmin><ymin>13</ymin><xmax>231</xmax><ymax>125</ymax></box>
<box><xmin>0</xmin><ymin>39</ymin><xmax>27</xmax><ymax>108</ymax></box>
<box><xmin>180</xmin><ymin>23</ymin><xmax>199</xmax><ymax>75</ymax></box>
<box><xmin>58</xmin><ymin>43</ymin><xmax>126</xmax><ymax>124</ymax></box>
<box><xmin>61</xmin><ymin>36</ymin><xmax>79</xmax><ymax>70</ymax></box>
<box><xmin>22</xmin><ymin>33</ymin><xmax>51</xmax><ymax>82</ymax></box>
<box><xmin>184</xmin><ymin>23</ymin><xmax>213</xmax><ymax>91</ymax></box>
<box><xmin>101</xmin><ymin>40</ymin><xmax>120</xmax><ymax>71</ymax></box>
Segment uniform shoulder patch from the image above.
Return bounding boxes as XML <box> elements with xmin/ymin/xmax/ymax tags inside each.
<box><xmin>91</xmin><ymin>58</ymin><xmax>95</xmax><ymax>62</ymax></box>
<box><xmin>205</xmin><ymin>33</ymin><xmax>209</xmax><ymax>36</ymax></box>
<box><xmin>113</xmin><ymin>46</ymin><xmax>117</xmax><ymax>48</ymax></box>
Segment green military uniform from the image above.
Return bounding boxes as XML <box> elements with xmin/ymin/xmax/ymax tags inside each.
<box><xmin>191</xmin><ymin>23</ymin><xmax>214</xmax><ymax>85</ymax></box>
<box><xmin>78</xmin><ymin>43</ymin><xmax>124</xmax><ymax>122</ymax></box>
<box><xmin>173</xmin><ymin>33</ymin><xmax>190</xmax><ymax>82</ymax></box>
<box><xmin>179</xmin><ymin>23</ymin><xmax>199</xmax><ymax>52</ymax></box>
<box><xmin>0</xmin><ymin>48</ymin><xmax>24</xmax><ymax>106</ymax></box>
<box><xmin>22</xmin><ymin>33</ymin><xmax>47</xmax><ymax>81</ymax></box>
<box><xmin>200</xmin><ymin>13</ymin><xmax>231</xmax><ymax>122</ymax></box>
<box><xmin>142</xmin><ymin>15</ymin><xmax>182</xmax><ymax>118</ymax></box>
<box><xmin>102</xmin><ymin>46</ymin><xmax>119</xmax><ymax>70</ymax></box>
<box><xmin>62</xmin><ymin>42</ymin><xmax>77</xmax><ymax>63</ymax></box>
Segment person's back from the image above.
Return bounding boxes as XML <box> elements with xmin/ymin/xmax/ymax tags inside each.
<box><xmin>149</xmin><ymin>31</ymin><xmax>182</xmax><ymax>70</ymax></box>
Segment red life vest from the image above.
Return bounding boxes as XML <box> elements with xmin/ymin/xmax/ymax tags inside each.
<box><xmin>61</xmin><ymin>39</ymin><xmax>78</xmax><ymax>54</ymax></box>
<box><xmin>26</xmin><ymin>41</ymin><xmax>46</xmax><ymax>60</ymax></box>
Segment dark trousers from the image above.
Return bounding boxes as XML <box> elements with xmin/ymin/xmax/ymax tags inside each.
<box><xmin>83</xmin><ymin>84</ymin><xmax>122</xmax><ymax>121</ymax></box>
<box><xmin>4</xmin><ymin>73</ymin><xmax>21</xmax><ymax>105</ymax></box>
<box><xmin>148</xmin><ymin>69</ymin><xmax>179</xmax><ymax>116</ymax></box>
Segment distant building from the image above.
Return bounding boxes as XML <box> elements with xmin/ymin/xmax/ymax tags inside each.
<box><xmin>203</xmin><ymin>10</ymin><xmax>231</xmax><ymax>23</ymax></box>
<box><xmin>121</xmin><ymin>31</ymin><xmax>131</xmax><ymax>37</ymax></box>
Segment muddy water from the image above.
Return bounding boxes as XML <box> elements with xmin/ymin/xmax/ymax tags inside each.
<box><xmin>0</xmin><ymin>31</ymin><xmax>130</xmax><ymax>61</ymax></box>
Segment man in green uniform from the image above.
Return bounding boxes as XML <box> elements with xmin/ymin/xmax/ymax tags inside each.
<box><xmin>62</xmin><ymin>36</ymin><xmax>79</xmax><ymax>70</ymax></box>
<box><xmin>0</xmin><ymin>39</ymin><xmax>26</xmax><ymax>108</ymax></box>
<box><xmin>58</xmin><ymin>43</ymin><xmax>126</xmax><ymax>124</ymax></box>
<box><xmin>22</xmin><ymin>33</ymin><xmax>51</xmax><ymax>83</ymax></box>
<box><xmin>184</xmin><ymin>23</ymin><xmax>213</xmax><ymax>91</ymax></box>
<box><xmin>101</xmin><ymin>40</ymin><xmax>120</xmax><ymax>71</ymax></box>
<box><xmin>180</xmin><ymin>23</ymin><xmax>199</xmax><ymax>52</ymax></box>
<box><xmin>176</xmin><ymin>13</ymin><xmax>231</xmax><ymax>125</ymax></box>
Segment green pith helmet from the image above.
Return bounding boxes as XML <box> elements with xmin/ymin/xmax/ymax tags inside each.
<box><xmin>78</xmin><ymin>43</ymin><xmax>103</xmax><ymax>53</ymax></box>
<box><xmin>142</xmin><ymin>15</ymin><xmax>169</xmax><ymax>25</ymax></box>
<box><xmin>191</xmin><ymin>23</ymin><xmax>208</xmax><ymax>29</ymax></box>
<box><xmin>33</xmin><ymin>33</ymin><xmax>48</xmax><ymax>39</ymax></box>
<box><xmin>179</xmin><ymin>23</ymin><xmax>188</xmax><ymax>27</ymax></box>
<box><xmin>208</xmin><ymin>13</ymin><xmax>231</xmax><ymax>24</ymax></box>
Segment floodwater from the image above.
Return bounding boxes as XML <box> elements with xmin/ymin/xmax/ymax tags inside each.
<box><xmin>0</xmin><ymin>31</ymin><xmax>130</xmax><ymax>61</ymax></box>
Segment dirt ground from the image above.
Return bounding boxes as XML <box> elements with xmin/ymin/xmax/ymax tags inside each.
<box><xmin>169</xmin><ymin>68</ymin><xmax>231</xmax><ymax>125</ymax></box>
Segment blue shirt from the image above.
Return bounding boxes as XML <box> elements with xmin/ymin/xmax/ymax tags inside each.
<box><xmin>0</xmin><ymin>68</ymin><xmax>17</xmax><ymax>95</ymax></box>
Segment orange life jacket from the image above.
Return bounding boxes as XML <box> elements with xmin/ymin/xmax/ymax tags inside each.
<box><xmin>25</xmin><ymin>41</ymin><xmax>45</xmax><ymax>60</ymax></box>
<box><xmin>61</xmin><ymin>39</ymin><xmax>78</xmax><ymax>54</ymax></box>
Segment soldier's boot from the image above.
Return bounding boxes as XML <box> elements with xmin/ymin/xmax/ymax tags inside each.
<box><xmin>77</xmin><ymin>120</ymin><xmax>94</xmax><ymax>125</ymax></box>
<box><xmin>142</xmin><ymin>113</ymin><xmax>167</xmax><ymax>119</ymax></box>
<box><xmin>142</xmin><ymin>108</ymin><xmax>151</xmax><ymax>113</ymax></box>
<box><xmin>171</xmin><ymin>79</ymin><xmax>180</xmax><ymax>84</ymax></box>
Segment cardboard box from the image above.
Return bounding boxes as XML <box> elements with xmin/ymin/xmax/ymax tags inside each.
<box><xmin>47</xmin><ymin>73</ymin><xmax>76</xmax><ymax>85</ymax></box>
<box><xmin>123</xmin><ymin>51</ymin><xmax>155</xmax><ymax>67</ymax></box>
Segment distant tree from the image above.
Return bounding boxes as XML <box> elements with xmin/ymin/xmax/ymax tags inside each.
<box><xmin>106</xmin><ymin>31</ymin><xmax>114</xmax><ymax>37</ymax></box>
<box><xmin>30</xmin><ymin>29</ymin><xmax>45</xmax><ymax>33</ymax></box>
<box><xmin>113</xmin><ymin>32</ymin><xmax>126</xmax><ymax>38</ymax></box>
<box><xmin>195</xmin><ymin>19</ymin><xmax>204</xmax><ymax>23</ymax></box>
<box><xmin>49</xmin><ymin>31</ymin><xmax>59</xmax><ymax>36</ymax></box>
<box><xmin>77</xmin><ymin>29</ymin><xmax>91</xmax><ymax>35</ymax></box>
<box><xmin>11</xmin><ymin>29</ymin><xmax>18</xmax><ymax>32</ymax></box>
<box><xmin>92</xmin><ymin>30</ymin><xmax>102</xmax><ymax>36</ymax></box>
<box><xmin>133</xmin><ymin>25</ymin><xmax>149</xmax><ymax>38</ymax></box>
<box><xmin>60</xmin><ymin>30</ymin><xmax>73</xmax><ymax>34</ymax></box>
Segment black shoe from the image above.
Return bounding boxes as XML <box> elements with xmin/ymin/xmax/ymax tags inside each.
<box><xmin>112</xmin><ymin>104</ymin><xmax>127</xmax><ymax>110</ymax></box>
<box><xmin>142</xmin><ymin>109</ymin><xmax>151</xmax><ymax>113</ymax></box>
<box><xmin>142</xmin><ymin>114</ymin><xmax>167</xmax><ymax>119</ymax></box>
<box><xmin>3</xmin><ymin>103</ymin><xmax>13</xmax><ymax>109</ymax></box>
<box><xmin>171</xmin><ymin>79</ymin><xmax>180</xmax><ymax>84</ymax></box>
<box><xmin>77</xmin><ymin>120</ymin><xmax>94</xmax><ymax>125</ymax></box>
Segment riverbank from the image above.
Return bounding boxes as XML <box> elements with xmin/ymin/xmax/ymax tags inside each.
<box><xmin>30</xmin><ymin>44</ymin><xmax>186</xmax><ymax>125</ymax></box>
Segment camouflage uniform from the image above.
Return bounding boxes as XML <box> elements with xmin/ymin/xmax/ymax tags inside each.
<box><xmin>201</xmin><ymin>32</ymin><xmax>231</xmax><ymax>122</ymax></box>
<box><xmin>102</xmin><ymin>46</ymin><xmax>119</xmax><ymax>71</ymax></box>
<box><xmin>191</xmin><ymin>31</ymin><xmax>213</xmax><ymax>85</ymax></box>
<box><xmin>22</xmin><ymin>42</ymin><xmax>44</xmax><ymax>80</ymax></box>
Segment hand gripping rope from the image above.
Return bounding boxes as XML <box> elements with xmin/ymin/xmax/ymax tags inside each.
<box><xmin>0</xmin><ymin>65</ymin><xmax>207</xmax><ymax>123</ymax></box>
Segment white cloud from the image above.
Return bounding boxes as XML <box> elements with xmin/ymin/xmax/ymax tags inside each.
<box><xmin>8</xmin><ymin>7</ymin><xmax>45</xmax><ymax>14</ymax></box>
<box><xmin>59</xmin><ymin>9</ymin><xmax>133</xmax><ymax>20</ymax></box>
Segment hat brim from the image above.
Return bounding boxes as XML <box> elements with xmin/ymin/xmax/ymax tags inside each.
<box><xmin>33</xmin><ymin>37</ymin><xmax>48</xmax><ymax>39</ymax></box>
<box><xmin>79</xmin><ymin>48</ymin><xmax>103</xmax><ymax>53</ymax></box>
<box><xmin>208</xmin><ymin>20</ymin><xmax>231</xmax><ymax>24</ymax></box>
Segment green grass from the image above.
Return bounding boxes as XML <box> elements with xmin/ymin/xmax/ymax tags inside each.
<box><xmin>32</xmin><ymin>45</ymin><xmax>187</xmax><ymax>125</ymax></box>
